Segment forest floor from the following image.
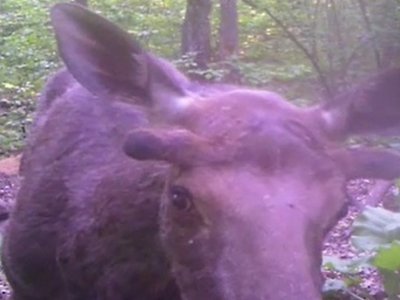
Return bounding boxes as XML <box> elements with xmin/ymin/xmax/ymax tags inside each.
<box><xmin>323</xmin><ymin>180</ymin><xmax>389</xmax><ymax>300</ymax></box>
<box><xmin>0</xmin><ymin>171</ymin><xmax>18</xmax><ymax>300</ymax></box>
<box><xmin>0</xmin><ymin>155</ymin><xmax>390</xmax><ymax>300</ymax></box>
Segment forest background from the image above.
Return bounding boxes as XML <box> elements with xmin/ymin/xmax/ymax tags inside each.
<box><xmin>2</xmin><ymin>1</ymin><xmax>400</xmax><ymax>299</ymax></box>
<box><xmin>1</xmin><ymin>0</ymin><xmax>400</xmax><ymax>156</ymax></box>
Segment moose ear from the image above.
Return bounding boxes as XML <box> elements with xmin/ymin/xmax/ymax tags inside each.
<box><xmin>50</xmin><ymin>4</ymin><xmax>189</xmax><ymax>101</ymax></box>
<box><xmin>320</xmin><ymin>69</ymin><xmax>400</xmax><ymax>138</ymax></box>
<box><xmin>333</xmin><ymin>148</ymin><xmax>400</xmax><ymax>180</ymax></box>
<box><xmin>124</xmin><ymin>129</ymin><xmax>210</xmax><ymax>165</ymax></box>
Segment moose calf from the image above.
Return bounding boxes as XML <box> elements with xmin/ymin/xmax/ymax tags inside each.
<box><xmin>3</xmin><ymin>3</ymin><xmax>400</xmax><ymax>300</ymax></box>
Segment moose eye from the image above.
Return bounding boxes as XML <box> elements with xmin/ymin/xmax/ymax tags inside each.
<box><xmin>168</xmin><ymin>185</ymin><xmax>193</xmax><ymax>211</ymax></box>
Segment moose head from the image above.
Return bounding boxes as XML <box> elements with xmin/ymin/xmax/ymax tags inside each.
<box><xmin>123</xmin><ymin>72</ymin><xmax>400</xmax><ymax>299</ymax></box>
<box><xmin>4</xmin><ymin>3</ymin><xmax>400</xmax><ymax>300</ymax></box>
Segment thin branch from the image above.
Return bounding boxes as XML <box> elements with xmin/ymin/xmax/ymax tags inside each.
<box><xmin>241</xmin><ymin>0</ymin><xmax>333</xmax><ymax>97</ymax></box>
<box><xmin>356</xmin><ymin>0</ymin><xmax>381</xmax><ymax>68</ymax></box>
<box><xmin>310</xmin><ymin>0</ymin><xmax>321</xmax><ymax>59</ymax></box>
<box><xmin>346</xmin><ymin>290</ymin><xmax>368</xmax><ymax>300</ymax></box>
<box><xmin>341</xmin><ymin>35</ymin><xmax>374</xmax><ymax>86</ymax></box>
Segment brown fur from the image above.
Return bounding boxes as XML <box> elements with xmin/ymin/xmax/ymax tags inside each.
<box><xmin>4</xmin><ymin>3</ymin><xmax>400</xmax><ymax>300</ymax></box>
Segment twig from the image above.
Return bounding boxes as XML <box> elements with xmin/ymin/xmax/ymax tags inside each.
<box><xmin>241</xmin><ymin>0</ymin><xmax>334</xmax><ymax>97</ymax></box>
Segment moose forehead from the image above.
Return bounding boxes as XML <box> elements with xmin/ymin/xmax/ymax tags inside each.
<box><xmin>178</xmin><ymin>89</ymin><xmax>311</xmax><ymax>137</ymax></box>
<box><xmin>165</xmin><ymin>89</ymin><xmax>332</xmax><ymax>169</ymax></box>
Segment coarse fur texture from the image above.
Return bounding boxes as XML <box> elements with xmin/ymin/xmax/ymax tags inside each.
<box><xmin>4</xmin><ymin>3</ymin><xmax>400</xmax><ymax>300</ymax></box>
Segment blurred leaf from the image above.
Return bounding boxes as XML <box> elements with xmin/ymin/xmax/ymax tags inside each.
<box><xmin>373</xmin><ymin>242</ymin><xmax>400</xmax><ymax>271</ymax></box>
<box><xmin>322</xmin><ymin>278</ymin><xmax>347</xmax><ymax>294</ymax></box>
<box><xmin>352</xmin><ymin>206</ymin><xmax>400</xmax><ymax>251</ymax></box>
<box><xmin>323</xmin><ymin>255</ymin><xmax>371</xmax><ymax>274</ymax></box>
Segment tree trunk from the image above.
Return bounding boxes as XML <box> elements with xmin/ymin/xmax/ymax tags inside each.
<box><xmin>218</xmin><ymin>0</ymin><xmax>238</xmax><ymax>59</ymax></box>
<box><xmin>181</xmin><ymin>0</ymin><xmax>212</xmax><ymax>71</ymax></box>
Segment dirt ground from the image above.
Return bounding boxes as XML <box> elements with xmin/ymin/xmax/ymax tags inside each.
<box><xmin>0</xmin><ymin>155</ymin><xmax>391</xmax><ymax>299</ymax></box>
<box><xmin>0</xmin><ymin>172</ymin><xmax>18</xmax><ymax>299</ymax></box>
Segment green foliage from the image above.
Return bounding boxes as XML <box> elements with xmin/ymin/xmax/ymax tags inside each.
<box><xmin>374</xmin><ymin>243</ymin><xmax>400</xmax><ymax>271</ymax></box>
<box><xmin>174</xmin><ymin>53</ymin><xmax>227</xmax><ymax>81</ymax></box>
<box><xmin>0</xmin><ymin>0</ymin><xmax>59</xmax><ymax>156</ymax></box>
<box><xmin>352</xmin><ymin>207</ymin><xmax>400</xmax><ymax>251</ymax></box>
<box><xmin>323</xmin><ymin>204</ymin><xmax>400</xmax><ymax>299</ymax></box>
<box><xmin>351</xmin><ymin>206</ymin><xmax>400</xmax><ymax>299</ymax></box>
<box><xmin>237</xmin><ymin>61</ymin><xmax>312</xmax><ymax>84</ymax></box>
<box><xmin>0</xmin><ymin>0</ymin><xmax>188</xmax><ymax>157</ymax></box>
<box><xmin>89</xmin><ymin>0</ymin><xmax>185</xmax><ymax>57</ymax></box>
<box><xmin>322</xmin><ymin>255</ymin><xmax>373</xmax><ymax>299</ymax></box>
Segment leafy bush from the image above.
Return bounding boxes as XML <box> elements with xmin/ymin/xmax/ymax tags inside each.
<box><xmin>322</xmin><ymin>255</ymin><xmax>374</xmax><ymax>299</ymax></box>
<box><xmin>174</xmin><ymin>53</ymin><xmax>227</xmax><ymax>82</ymax></box>
<box><xmin>237</xmin><ymin>61</ymin><xmax>313</xmax><ymax>87</ymax></box>
<box><xmin>0</xmin><ymin>0</ymin><xmax>59</xmax><ymax>157</ymax></box>
<box><xmin>352</xmin><ymin>206</ymin><xmax>400</xmax><ymax>299</ymax></box>
<box><xmin>323</xmin><ymin>202</ymin><xmax>400</xmax><ymax>300</ymax></box>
